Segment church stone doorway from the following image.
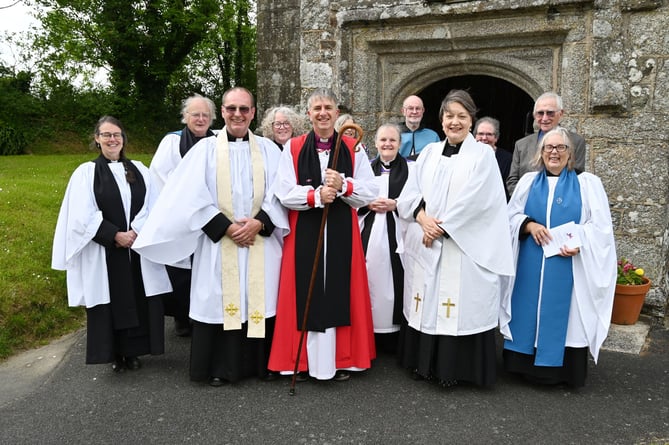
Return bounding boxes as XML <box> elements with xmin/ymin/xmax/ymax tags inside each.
<box><xmin>418</xmin><ymin>75</ymin><xmax>534</xmax><ymax>154</ymax></box>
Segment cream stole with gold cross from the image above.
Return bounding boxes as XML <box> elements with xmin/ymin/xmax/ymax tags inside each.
<box><xmin>216</xmin><ymin>130</ymin><xmax>266</xmax><ymax>338</ymax></box>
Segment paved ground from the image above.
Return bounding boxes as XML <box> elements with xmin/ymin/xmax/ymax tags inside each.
<box><xmin>1</xmin><ymin>319</ymin><xmax>667</xmax><ymax>444</ymax></box>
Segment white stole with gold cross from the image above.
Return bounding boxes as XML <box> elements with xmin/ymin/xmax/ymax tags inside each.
<box><xmin>435</xmin><ymin>238</ymin><xmax>461</xmax><ymax>335</ymax></box>
<box><xmin>424</xmin><ymin>149</ymin><xmax>466</xmax><ymax>336</ymax></box>
<box><xmin>407</xmin><ymin>256</ymin><xmax>426</xmax><ymax>330</ymax></box>
<box><xmin>216</xmin><ymin>129</ymin><xmax>266</xmax><ymax>338</ymax></box>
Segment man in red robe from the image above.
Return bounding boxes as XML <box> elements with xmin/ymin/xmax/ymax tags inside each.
<box><xmin>269</xmin><ymin>88</ymin><xmax>378</xmax><ymax>381</ymax></box>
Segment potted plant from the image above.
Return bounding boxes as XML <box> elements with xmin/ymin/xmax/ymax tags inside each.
<box><xmin>611</xmin><ymin>257</ymin><xmax>650</xmax><ymax>325</ymax></box>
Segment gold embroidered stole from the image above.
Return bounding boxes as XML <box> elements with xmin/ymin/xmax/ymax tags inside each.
<box><xmin>216</xmin><ymin>129</ymin><xmax>266</xmax><ymax>338</ymax></box>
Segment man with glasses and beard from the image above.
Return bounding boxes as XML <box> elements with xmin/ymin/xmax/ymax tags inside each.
<box><xmin>506</xmin><ymin>92</ymin><xmax>586</xmax><ymax>196</ymax></box>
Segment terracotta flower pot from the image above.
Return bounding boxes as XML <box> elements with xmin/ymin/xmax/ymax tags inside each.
<box><xmin>611</xmin><ymin>278</ymin><xmax>651</xmax><ymax>325</ymax></box>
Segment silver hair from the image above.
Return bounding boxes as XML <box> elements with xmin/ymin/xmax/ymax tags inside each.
<box><xmin>533</xmin><ymin>92</ymin><xmax>564</xmax><ymax>113</ymax></box>
<box><xmin>531</xmin><ymin>126</ymin><xmax>575</xmax><ymax>171</ymax></box>
<box><xmin>307</xmin><ymin>88</ymin><xmax>338</xmax><ymax>109</ymax></box>
<box><xmin>180</xmin><ymin>94</ymin><xmax>217</xmax><ymax>124</ymax></box>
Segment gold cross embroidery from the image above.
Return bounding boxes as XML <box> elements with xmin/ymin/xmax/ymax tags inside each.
<box><xmin>413</xmin><ymin>293</ymin><xmax>422</xmax><ymax>312</ymax></box>
<box><xmin>442</xmin><ymin>298</ymin><xmax>455</xmax><ymax>318</ymax></box>
<box><xmin>225</xmin><ymin>303</ymin><xmax>239</xmax><ymax>316</ymax></box>
<box><xmin>250</xmin><ymin>310</ymin><xmax>264</xmax><ymax>325</ymax></box>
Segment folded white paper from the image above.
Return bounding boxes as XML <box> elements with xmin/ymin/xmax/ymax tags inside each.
<box><xmin>542</xmin><ymin>221</ymin><xmax>582</xmax><ymax>258</ymax></box>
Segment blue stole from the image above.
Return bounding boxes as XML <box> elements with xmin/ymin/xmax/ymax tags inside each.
<box><xmin>504</xmin><ymin>169</ymin><xmax>582</xmax><ymax>366</ymax></box>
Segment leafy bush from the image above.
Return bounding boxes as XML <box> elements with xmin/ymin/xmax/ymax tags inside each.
<box><xmin>0</xmin><ymin>122</ymin><xmax>27</xmax><ymax>155</ymax></box>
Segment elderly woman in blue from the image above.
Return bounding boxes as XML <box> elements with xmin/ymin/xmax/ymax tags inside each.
<box><xmin>501</xmin><ymin>126</ymin><xmax>616</xmax><ymax>388</ymax></box>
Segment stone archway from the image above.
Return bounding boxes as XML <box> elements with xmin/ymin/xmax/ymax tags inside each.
<box><xmin>418</xmin><ymin>75</ymin><xmax>535</xmax><ymax>153</ymax></box>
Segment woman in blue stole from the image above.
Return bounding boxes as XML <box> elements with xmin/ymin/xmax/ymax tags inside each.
<box><xmin>501</xmin><ymin>127</ymin><xmax>616</xmax><ymax>387</ymax></box>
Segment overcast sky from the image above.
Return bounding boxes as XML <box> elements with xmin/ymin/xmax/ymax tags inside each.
<box><xmin>0</xmin><ymin>1</ymin><xmax>39</xmax><ymax>65</ymax></box>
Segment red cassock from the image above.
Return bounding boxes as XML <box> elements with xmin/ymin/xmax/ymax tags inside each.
<box><xmin>268</xmin><ymin>135</ymin><xmax>376</xmax><ymax>372</ymax></box>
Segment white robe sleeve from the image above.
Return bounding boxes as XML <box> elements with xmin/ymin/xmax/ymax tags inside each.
<box><xmin>132</xmin><ymin>138</ymin><xmax>220</xmax><ymax>265</ymax></box>
<box><xmin>499</xmin><ymin>172</ymin><xmax>538</xmax><ymax>339</ymax></box>
<box><xmin>571</xmin><ymin>173</ymin><xmax>616</xmax><ymax>363</ymax></box>
<box><xmin>128</xmin><ymin>160</ymin><xmax>173</xmax><ymax>297</ymax></box>
<box><xmin>149</xmin><ymin>133</ymin><xmax>182</xmax><ymax>197</ymax></box>
<box><xmin>274</xmin><ymin>139</ymin><xmax>313</xmax><ymax>211</ymax></box>
<box><xmin>51</xmin><ymin>162</ymin><xmax>108</xmax><ymax>307</ymax></box>
<box><xmin>340</xmin><ymin>147</ymin><xmax>378</xmax><ymax>208</ymax></box>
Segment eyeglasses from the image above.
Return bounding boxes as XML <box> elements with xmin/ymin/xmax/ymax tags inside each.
<box><xmin>535</xmin><ymin>110</ymin><xmax>557</xmax><ymax>118</ymax></box>
<box><xmin>404</xmin><ymin>106</ymin><xmax>423</xmax><ymax>112</ymax></box>
<box><xmin>98</xmin><ymin>132</ymin><xmax>123</xmax><ymax>140</ymax></box>
<box><xmin>188</xmin><ymin>112</ymin><xmax>211</xmax><ymax>120</ymax></box>
<box><xmin>476</xmin><ymin>132</ymin><xmax>495</xmax><ymax>137</ymax></box>
<box><xmin>272</xmin><ymin>121</ymin><xmax>291</xmax><ymax>129</ymax></box>
<box><xmin>542</xmin><ymin>144</ymin><xmax>569</xmax><ymax>152</ymax></box>
<box><xmin>224</xmin><ymin>105</ymin><xmax>251</xmax><ymax>115</ymax></box>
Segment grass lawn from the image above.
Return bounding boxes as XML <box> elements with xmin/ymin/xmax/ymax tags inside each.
<box><xmin>0</xmin><ymin>152</ymin><xmax>153</xmax><ymax>361</ymax></box>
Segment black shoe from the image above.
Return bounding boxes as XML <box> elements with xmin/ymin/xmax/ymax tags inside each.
<box><xmin>439</xmin><ymin>379</ymin><xmax>458</xmax><ymax>388</ymax></box>
<box><xmin>295</xmin><ymin>372</ymin><xmax>309</xmax><ymax>382</ymax></box>
<box><xmin>262</xmin><ymin>371</ymin><xmax>278</xmax><ymax>382</ymax></box>
<box><xmin>111</xmin><ymin>358</ymin><xmax>125</xmax><ymax>373</ymax></box>
<box><xmin>125</xmin><ymin>356</ymin><xmax>142</xmax><ymax>371</ymax></box>
<box><xmin>209</xmin><ymin>377</ymin><xmax>226</xmax><ymax>387</ymax></box>
<box><xmin>410</xmin><ymin>369</ymin><xmax>424</xmax><ymax>381</ymax></box>
<box><xmin>333</xmin><ymin>370</ymin><xmax>350</xmax><ymax>382</ymax></box>
<box><xmin>174</xmin><ymin>319</ymin><xmax>192</xmax><ymax>337</ymax></box>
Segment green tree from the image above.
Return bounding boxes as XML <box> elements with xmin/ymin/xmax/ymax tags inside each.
<box><xmin>28</xmin><ymin>0</ymin><xmax>255</xmax><ymax>119</ymax></box>
<box><xmin>167</xmin><ymin>0</ymin><xmax>256</xmax><ymax>107</ymax></box>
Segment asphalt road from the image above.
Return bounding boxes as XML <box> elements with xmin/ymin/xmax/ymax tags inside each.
<box><xmin>1</xmin><ymin>324</ymin><xmax>667</xmax><ymax>444</ymax></box>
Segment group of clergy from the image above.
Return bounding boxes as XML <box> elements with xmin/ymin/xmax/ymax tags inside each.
<box><xmin>53</xmin><ymin>86</ymin><xmax>617</xmax><ymax>389</ymax></box>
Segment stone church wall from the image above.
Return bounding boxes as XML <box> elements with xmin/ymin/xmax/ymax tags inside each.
<box><xmin>257</xmin><ymin>0</ymin><xmax>669</xmax><ymax>320</ymax></box>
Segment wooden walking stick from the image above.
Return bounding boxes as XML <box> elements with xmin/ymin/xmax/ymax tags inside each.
<box><xmin>289</xmin><ymin>123</ymin><xmax>363</xmax><ymax>395</ymax></box>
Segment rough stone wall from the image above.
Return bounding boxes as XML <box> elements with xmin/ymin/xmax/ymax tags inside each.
<box><xmin>256</xmin><ymin>0</ymin><xmax>302</xmax><ymax>115</ymax></box>
<box><xmin>256</xmin><ymin>0</ymin><xmax>669</xmax><ymax>319</ymax></box>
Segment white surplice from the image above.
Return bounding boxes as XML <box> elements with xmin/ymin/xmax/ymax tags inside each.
<box><xmin>358</xmin><ymin>171</ymin><xmax>407</xmax><ymax>333</ymax></box>
<box><xmin>52</xmin><ymin>160</ymin><xmax>170</xmax><ymax>308</ymax></box>
<box><xmin>132</xmin><ymin>132</ymin><xmax>288</xmax><ymax>325</ymax></box>
<box><xmin>397</xmin><ymin>134</ymin><xmax>514</xmax><ymax>336</ymax></box>
<box><xmin>500</xmin><ymin>171</ymin><xmax>617</xmax><ymax>363</ymax></box>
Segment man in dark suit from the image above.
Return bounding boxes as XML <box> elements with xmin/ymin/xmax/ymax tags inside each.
<box><xmin>505</xmin><ymin>92</ymin><xmax>586</xmax><ymax>196</ymax></box>
<box><xmin>474</xmin><ymin>117</ymin><xmax>512</xmax><ymax>200</ymax></box>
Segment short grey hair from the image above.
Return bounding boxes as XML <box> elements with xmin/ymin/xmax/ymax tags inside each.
<box><xmin>307</xmin><ymin>88</ymin><xmax>338</xmax><ymax>109</ymax></box>
<box><xmin>533</xmin><ymin>92</ymin><xmax>564</xmax><ymax>113</ymax></box>
<box><xmin>180</xmin><ymin>94</ymin><xmax>217</xmax><ymax>124</ymax></box>
<box><xmin>474</xmin><ymin>116</ymin><xmax>500</xmax><ymax>137</ymax></box>
<box><xmin>374</xmin><ymin>123</ymin><xmax>402</xmax><ymax>143</ymax></box>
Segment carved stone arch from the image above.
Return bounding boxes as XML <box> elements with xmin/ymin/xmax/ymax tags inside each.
<box><xmin>386</xmin><ymin>61</ymin><xmax>536</xmax><ymax>150</ymax></box>
<box><xmin>389</xmin><ymin>60</ymin><xmax>543</xmax><ymax>116</ymax></box>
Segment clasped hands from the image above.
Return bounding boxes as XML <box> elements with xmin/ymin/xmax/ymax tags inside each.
<box><xmin>416</xmin><ymin>210</ymin><xmax>444</xmax><ymax>248</ymax></box>
<box><xmin>368</xmin><ymin>197</ymin><xmax>397</xmax><ymax>213</ymax></box>
<box><xmin>320</xmin><ymin>168</ymin><xmax>343</xmax><ymax>205</ymax></box>
<box><xmin>114</xmin><ymin>229</ymin><xmax>137</xmax><ymax>248</ymax></box>
<box><xmin>227</xmin><ymin>217</ymin><xmax>263</xmax><ymax>248</ymax></box>
<box><xmin>526</xmin><ymin>221</ymin><xmax>580</xmax><ymax>257</ymax></box>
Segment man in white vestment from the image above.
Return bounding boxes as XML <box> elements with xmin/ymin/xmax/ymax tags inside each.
<box><xmin>148</xmin><ymin>94</ymin><xmax>217</xmax><ymax>337</ymax></box>
<box><xmin>397</xmin><ymin>89</ymin><xmax>514</xmax><ymax>387</ymax></box>
<box><xmin>133</xmin><ymin>87</ymin><xmax>288</xmax><ymax>386</ymax></box>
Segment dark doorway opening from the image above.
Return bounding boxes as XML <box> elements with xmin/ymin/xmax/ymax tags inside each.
<box><xmin>418</xmin><ymin>75</ymin><xmax>534</xmax><ymax>153</ymax></box>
